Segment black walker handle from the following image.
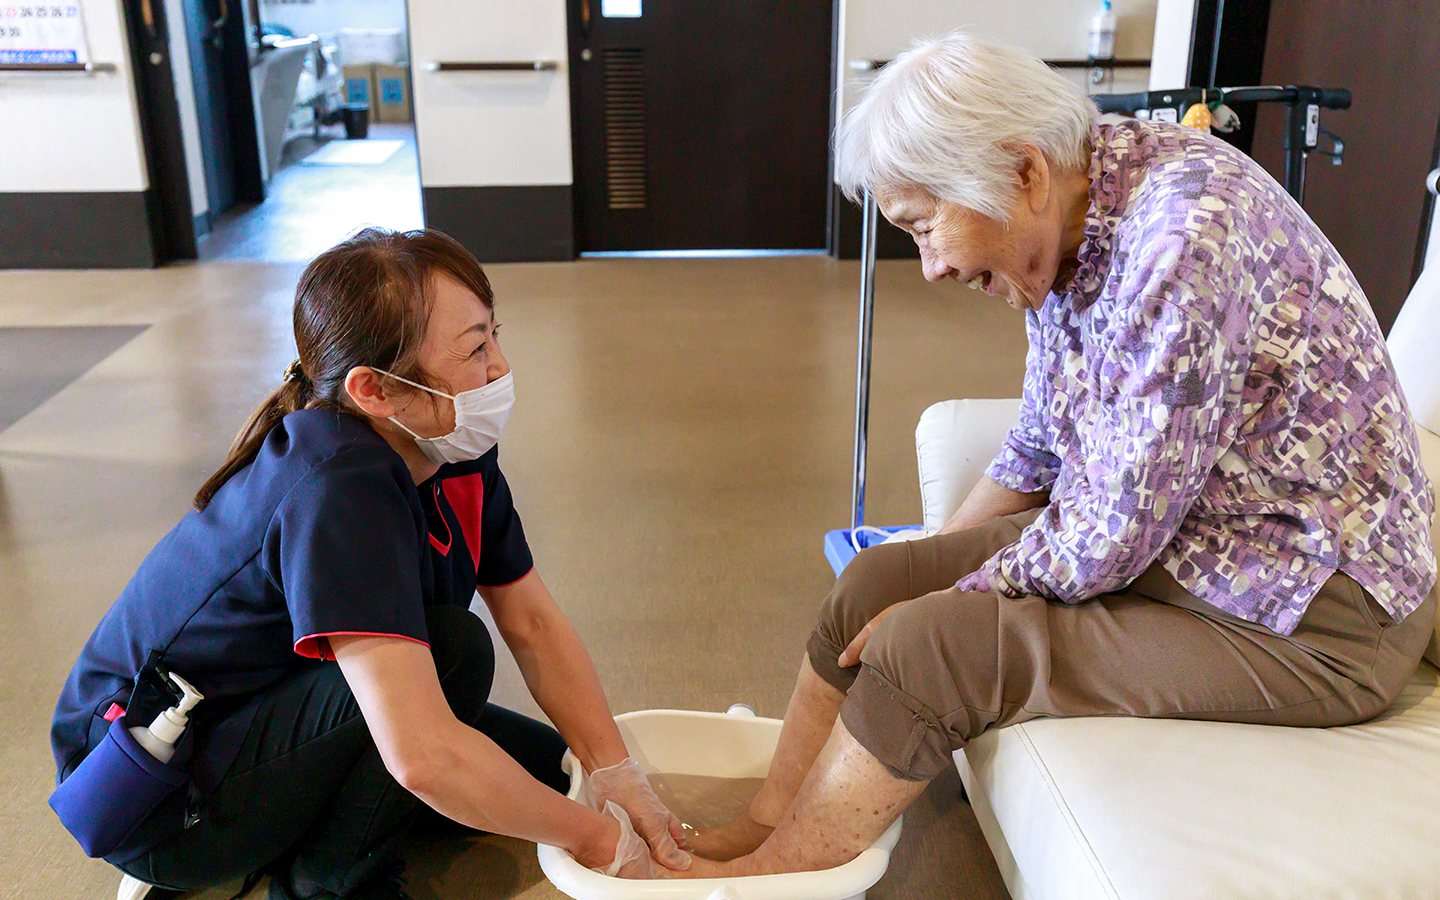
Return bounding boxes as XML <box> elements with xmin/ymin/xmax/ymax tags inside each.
<box><xmin>1089</xmin><ymin>84</ymin><xmax>1351</xmax><ymax>204</ymax></box>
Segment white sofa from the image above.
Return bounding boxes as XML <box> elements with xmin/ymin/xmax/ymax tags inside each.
<box><xmin>912</xmin><ymin>275</ymin><xmax>1440</xmax><ymax>899</ymax></box>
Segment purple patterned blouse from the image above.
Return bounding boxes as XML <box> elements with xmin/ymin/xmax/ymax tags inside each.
<box><xmin>955</xmin><ymin>119</ymin><xmax>1436</xmax><ymax>635</ymax></box>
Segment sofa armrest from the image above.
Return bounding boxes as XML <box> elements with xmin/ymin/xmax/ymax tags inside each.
<box><xmin>915</xmin><ymin>398</ymin><xmax>1022</xmax><ymax>535</ymax></box>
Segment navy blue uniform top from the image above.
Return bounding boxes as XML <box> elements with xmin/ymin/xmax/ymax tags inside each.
<box><xmin>51</xmin><ymin>409</ymin><xmax>533</xmax><ymax>783</ymax></box>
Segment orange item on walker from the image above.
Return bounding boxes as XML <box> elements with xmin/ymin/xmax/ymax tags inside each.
<box><xmin>1182</xmin><ymin>103</ymin><xmax>1213</xmax><ymax>131</ymax></box>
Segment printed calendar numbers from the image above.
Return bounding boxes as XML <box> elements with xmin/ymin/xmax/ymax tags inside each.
<box><xmin>0</xmin><ymin>1</ymin><xmax>87</xmax><ymax>64</ymax></box>
<box><xmin>0</xmin><ymin>5</ymin><xmax>82</xmax><ymax>15</ymax></box>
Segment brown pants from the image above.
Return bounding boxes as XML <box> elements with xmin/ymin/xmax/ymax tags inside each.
<box><xmin>806</xmin><ymin>509</ymin><xmax>1438</xmax><ymax>781</ymax></box>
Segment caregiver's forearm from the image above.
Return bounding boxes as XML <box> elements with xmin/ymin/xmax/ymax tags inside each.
<box><xmin>513</xmin><ymin>617</ymin><xmax>629</xmax><ymax>774</ymax></box>
<box><xmin>938</xmin><ymin>475</ymin><xmax>1049</xmax><ymax>534</ymax></box>
<box><xmin>487</xmin><ymin>574</ymin><xmax>629</xmax><ymax>774</ymax></box>
<box><xmin>416</xmin><ymin>715</ymin><xmax>620</xmax><ymax>865</ymax></box>
<box><xmin>330</xmin><ymin>634</ymin><xmax>621</xmax><ymax>868</ymax></box>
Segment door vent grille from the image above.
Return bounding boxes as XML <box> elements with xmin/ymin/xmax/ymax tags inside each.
<box><xmin>603</xmin><ymin>49</ymin><xmax>647</xmax><ymax>210</ymax></box>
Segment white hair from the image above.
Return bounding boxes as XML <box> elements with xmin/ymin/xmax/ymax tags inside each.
<box><xmin>836</xmin><ymin>31</ymin><xmax>1098</xmax><ymax>222</ymax></box>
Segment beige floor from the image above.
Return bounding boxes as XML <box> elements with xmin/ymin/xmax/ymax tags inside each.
<box><xmin>0</xmin><ymin>255</ymin><xmax>1027</xmax><ymax>900</ymax></box>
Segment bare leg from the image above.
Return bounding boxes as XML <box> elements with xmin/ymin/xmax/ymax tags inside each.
<box><xmin>687</xmin><ymin>656</ymin><xmax>845</xmax><ymax>861</ymax></box>
<box><xmin>678</xmin><ymin>718</ymin><xmax>927</xmax><ymax>878</ymax></box>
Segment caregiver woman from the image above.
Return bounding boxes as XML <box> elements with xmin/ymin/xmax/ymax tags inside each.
<box><xmin>51</xmin><ymin>229</ymin><xmax>689</xmax><ymax>899</ymax></box>
<box><xmin>675</xmin><ymin>32</ymin><xmax>1438</xmax><ymax>879</ymax></box>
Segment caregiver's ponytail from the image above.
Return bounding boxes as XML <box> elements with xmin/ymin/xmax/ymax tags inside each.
<box><xmin>192</xmin><ymin>372</ymin><xmax>312</xmax><ymax>511</ymax></box>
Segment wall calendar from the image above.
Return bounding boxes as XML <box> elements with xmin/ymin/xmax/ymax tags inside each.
<box><xmin>0</xmin><ymin>3</ymin><xmax>89</xmax><ymax>65</ymax></box>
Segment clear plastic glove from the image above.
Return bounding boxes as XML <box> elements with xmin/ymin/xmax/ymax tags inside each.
<box><xmin>586</xmin><ymin>758</ymin><xmax>693</xmax><ymax>870</ymax></box>
<box><xmin>593</xmin><ymin>801</ymin><xmax>669</xmax><ymax>879</ymax></box>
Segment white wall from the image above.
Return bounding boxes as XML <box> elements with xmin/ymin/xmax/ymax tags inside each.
<box><xmin>406</xmin><ymin>0</ymin><xmax>571</xmax><ymax>188</ymax></box>
<box><xmin>0</xmin><ymin>0</ymin><xmax>149</xmax><ymax>193</ymax></box>
<box><xmin>3</xmin><ymin>2</ymin><xmax>1179</xmax><ymax>217</ymax></box>
<box><xmin>835</xmin><ymin>0</ymin><xmax>1159</xmax><ymax>123</ymax></box>
<box><xmin>405</xmin><ymin>2</ymin><xmax>1164</xmax><ymax>198</ymax></box>
<box><xmin>1149</xmin><ymin>0</ymin><xmax>1196</xmax><ymax>89</ymax></box>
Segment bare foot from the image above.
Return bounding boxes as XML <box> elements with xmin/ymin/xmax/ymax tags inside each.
<box><xmin>669</xmin><ymin>854</ymin><xmax>744</xmax><ymax>880</ymax></box>
<box><xmin>685</xmin><ymin>812</ymin><xmax>775</xmax><ymax>862</ymax></box>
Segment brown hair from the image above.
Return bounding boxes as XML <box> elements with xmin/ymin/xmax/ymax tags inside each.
<box><xmin>193</xmin><ymin>227</ymin><xmax>495</xmax><ymax>511</ymax></box>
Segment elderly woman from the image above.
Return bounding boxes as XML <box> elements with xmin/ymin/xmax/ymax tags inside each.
<box><xmin>676</xmin><ymin>32</ymin><xmax>1438</xmax><ymax>879</ymax></box>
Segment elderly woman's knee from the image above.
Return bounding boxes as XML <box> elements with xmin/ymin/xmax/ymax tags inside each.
<box><xmin>855</xmin><ymin>601</ymin><xmax>927</xmax><ymax>683</ymax></box>
<box><xmin>860</xmin><ymin>589</ymin><xmax>1000</xmax><ymax>697</ymax></box>
<box><xmin>817</xmin><ymin>541</ymin><xmax>916</xmax><ymax>645</ymax></box>
<box><xmin>839</xmin><ymin>594</ymin><xmax>1005</xmax><ymax>775</ymax></box>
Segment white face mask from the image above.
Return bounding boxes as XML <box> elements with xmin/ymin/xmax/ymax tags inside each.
<box><xmin>374</xmin><ymin>368</ymin><xmax>515</xmax><ymax>465</ymax></box>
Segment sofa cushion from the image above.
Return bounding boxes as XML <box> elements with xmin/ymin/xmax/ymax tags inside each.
<box><xmin>957</xmin><ymin>662</ymin><xmax>1440</xmax><ymax>900</ymax></box>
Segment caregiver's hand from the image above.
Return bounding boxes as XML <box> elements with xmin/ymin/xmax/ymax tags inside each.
<box><xmin>592</xmin><ymin>801</ymin><xmax>671</xmax><ymax>879</ymax></box>
<box><xmin>838</xmin><ymin>600</ymin><xmax>911</xmax><ymax>667</ymax></box>
<box><xmin>588</xmin><ymin>758</ymin><xmax>692</xmax><ymax>871</ymax></box>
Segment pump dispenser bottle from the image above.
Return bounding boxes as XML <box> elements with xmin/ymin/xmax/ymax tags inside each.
<box><xmin>129</xmin><ymin>671</ymin><xmax>203</xmax><ymax>764</ymax></box>
<box><xmin>1089</xmin><ymin>0</ymin><xmax>1117</xmax><ymax>59</ymax></box>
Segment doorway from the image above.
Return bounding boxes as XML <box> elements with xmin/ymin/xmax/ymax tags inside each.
<box><xmin>190</xmin><ymin>0</ymin><xmax>424</xmax><ymax>261</ymax></box>
<box><xmin>178</xmin><ymin>0</ymin><xmax>264</xmax><ymax>222</ymax></box>
<box><xmin>123</xmin><ymin>0</ymin><xmax>267</xmax><ymax>263</ymax></box>
<box><xmin>124</xmin><ymin>0</ymin><xmax>201</xmax><ymax>262</ymax></box>
<box><xmin>567</xmin><ymin>0</ymin><xmax>833</xmax><ymax>253</ymax></box>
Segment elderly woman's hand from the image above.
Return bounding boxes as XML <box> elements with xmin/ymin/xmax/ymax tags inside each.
<box><xmin>838</xmin><ymin>601</ymin><xmax>911</xmax><ymax>667</ymax></box>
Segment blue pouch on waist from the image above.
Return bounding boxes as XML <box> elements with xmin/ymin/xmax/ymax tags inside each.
<box><xmin>48</xmin><ymin>715</ymin><xmax>189</xmax><ymax>858</ymax></box>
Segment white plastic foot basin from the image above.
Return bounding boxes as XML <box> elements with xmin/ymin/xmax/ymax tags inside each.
<box><xmin>537</xmin><ymin>706</ymin><xmax>903</xmax><ymax>900</ymax></box>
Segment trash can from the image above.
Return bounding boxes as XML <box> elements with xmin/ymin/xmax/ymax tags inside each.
<box><xmin>341</xmin><ymin>103</ymin><xmax>370</xmax><ymax>140</ymax></box>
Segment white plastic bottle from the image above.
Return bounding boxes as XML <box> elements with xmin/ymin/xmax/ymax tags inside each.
<box><xmin>1089</xmin><ymin>0</ymin><xmax>1117</xmax><ymax>59</ymax></box>
<box><xmin>129</xmin><ymin>671</ymin><xmax>204</xmax><ymax>764</ymax></box>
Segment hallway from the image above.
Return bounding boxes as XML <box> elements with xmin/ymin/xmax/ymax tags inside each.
<box><xmin>200</xmin><ymin>124</ymin><xmax>424</xmax><ymax>263</ymax></box>
<box><xmin>1</xmin><ymin>255</ymin><xmax>1026</xmax><ymax>899</ymax></box>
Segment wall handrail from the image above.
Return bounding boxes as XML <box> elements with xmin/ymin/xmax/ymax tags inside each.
<box><xmin>849</xmin><ymin>57</ymin><xmax>1150</xmax><ymax>73</ymax></box>
<box><xmin>0</xmin><ymin>61</ymin><xmax>118</xmax><ymax>75</ymax></box>
<box><xmin>423</xmin><ymin>60</ymin><xmax>559</xmax><ymax>73</ymax></box>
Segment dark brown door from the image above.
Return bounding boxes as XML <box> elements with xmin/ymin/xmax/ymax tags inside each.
<box><xmin>568</xmin><ymin>1</ymin><xmax>833</xmax><ymax>252</ymax></box>
<box><xmin>1251</xmin><ymin>1</ymin><xmax>1440</xmax><ymax>333</ymax></box>
<box><xmin>123</xmin><ymin>0</ymin><xmax>196</xmax><ymax>261</ymax></box>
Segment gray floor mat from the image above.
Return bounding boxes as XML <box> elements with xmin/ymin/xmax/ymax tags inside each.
<box><xmin>0</xmin><ymin>325</ymin><xmax>148</xmax><ymax>432</ymax></box>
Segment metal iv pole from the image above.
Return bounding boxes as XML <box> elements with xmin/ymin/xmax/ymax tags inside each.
<box><xmin>850</xmin><ymin>189</ymin><xmax>880</xmax><ymax>530</ymax></box>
